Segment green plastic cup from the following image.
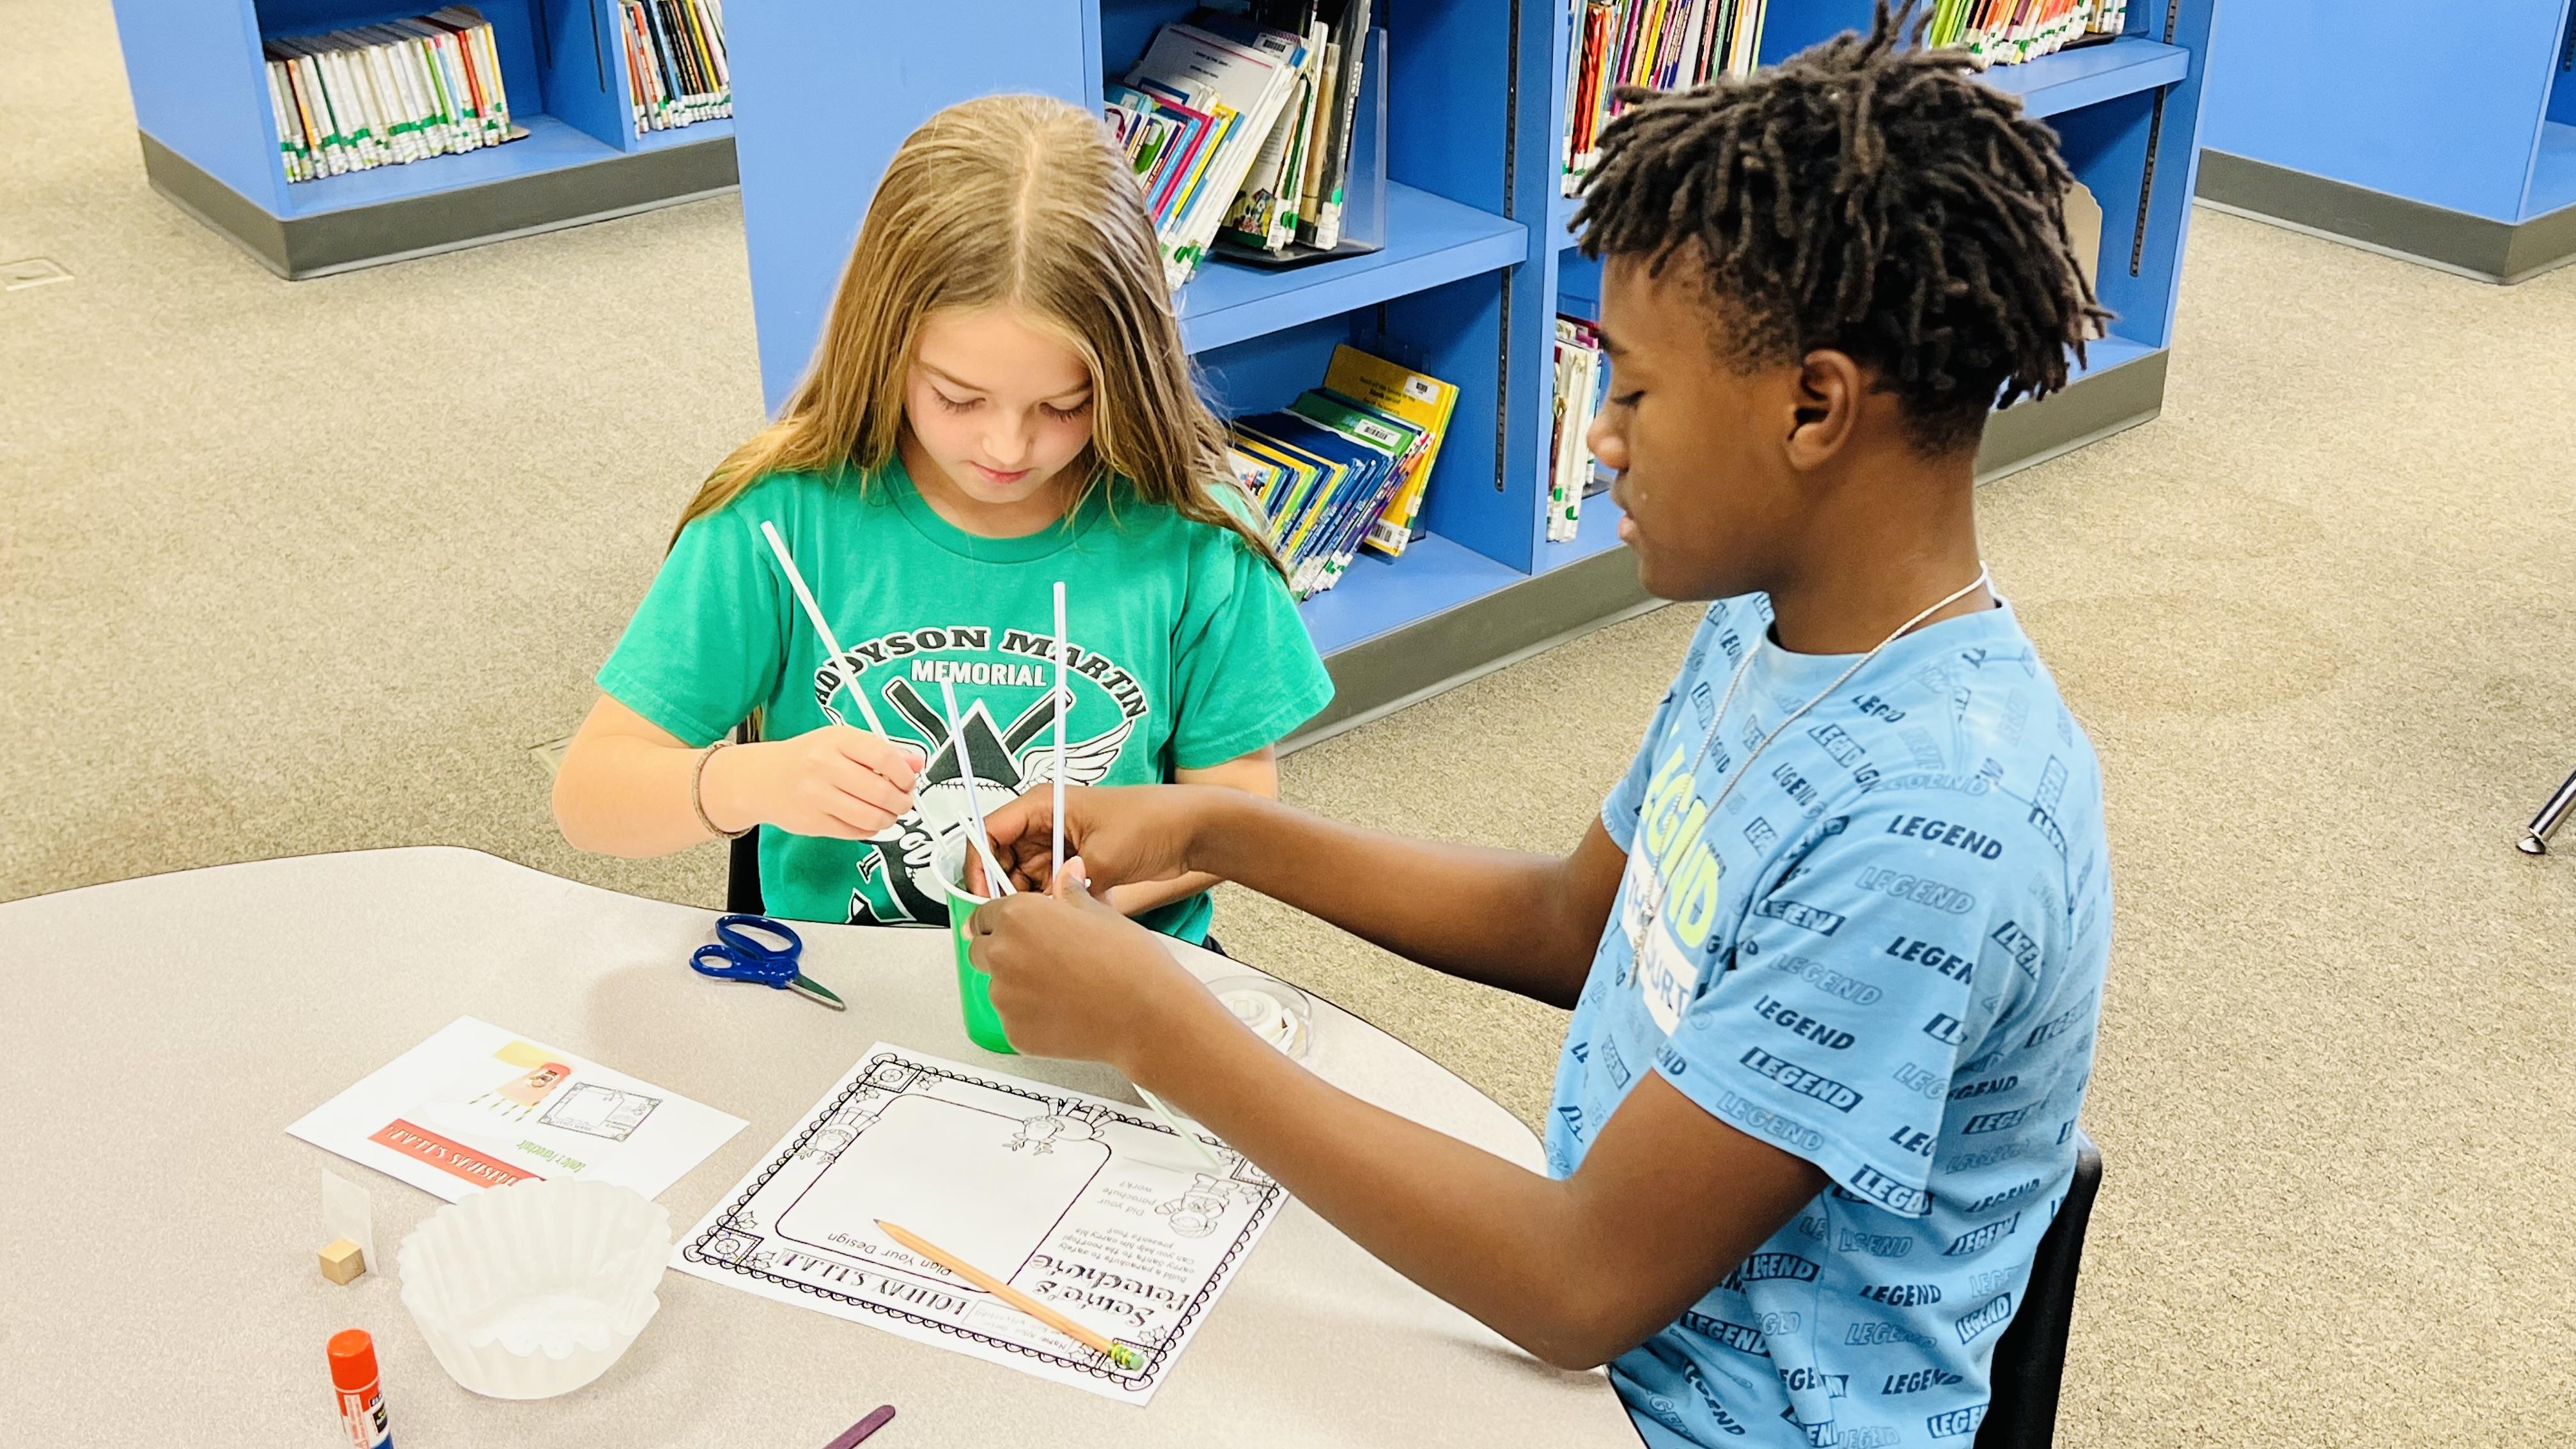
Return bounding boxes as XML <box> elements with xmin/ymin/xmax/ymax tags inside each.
<box><xmin>932</xmin><ymin>830</ymin><xmax>1015</xmax><ymax>1054</ymax></box>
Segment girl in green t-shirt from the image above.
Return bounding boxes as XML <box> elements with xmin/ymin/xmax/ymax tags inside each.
<box><xmin>552</xmin><ymin>95</ymin><xmax>1332</xmax><ymax>943</ymax></box>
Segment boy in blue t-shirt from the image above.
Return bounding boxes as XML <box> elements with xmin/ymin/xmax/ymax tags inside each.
<box><xmin>966</xmin><ymin>7</ymin><xmax>2114</xmax><ymax>1446</ymax></box>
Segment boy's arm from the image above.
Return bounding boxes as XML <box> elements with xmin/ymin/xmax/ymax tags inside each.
<box><xmin>1096</xmin><ymin>747</ymin><xmax>1278</xmax><ymax>918</ymax></box>
<box><xmin>980</xmin><ymin>785</ymin><xmax>1625</xmax><ymax>1010</ymax></box>
<box><xmin>967</xmin><ymin>886</ymin><xmax>1824</xmax><ymax>1370</ymax></box>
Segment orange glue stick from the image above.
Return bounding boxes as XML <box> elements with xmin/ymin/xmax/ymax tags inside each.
<box><xmin>327</xmin><ymin>1329</ymin><xmax>394</xmax><ymax>1448</ymax></box>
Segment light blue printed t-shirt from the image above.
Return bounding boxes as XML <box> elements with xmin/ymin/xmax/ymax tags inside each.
<box><xmin>1550</xmin><ymin>594</ymin><xmax>2111</xmax><ymax>1449</ymax></box>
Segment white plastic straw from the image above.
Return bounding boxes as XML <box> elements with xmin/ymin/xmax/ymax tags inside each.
<box><xmin>936</xmin><ymin>678</ymin><xmax>1015</xmax><ymax>898</ymax></box>
<box><xmin>1140</xmin><ymin>1086</ymin><xmax>1227</xmax><ymax>1169</ymax></box>
<box><xmin>760</xmin><ymin>520</ymin><xmax>889</xmax><ymax>738</ymax></box>
<box><xmin>1052</xmin><ymin>581</ymin><xmax>1068</xmax><ymax>887</ymax></box>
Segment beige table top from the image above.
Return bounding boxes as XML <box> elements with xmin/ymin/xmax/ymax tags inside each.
<box><xmin>0</xmin><ymin>847</ymin><xmax>1635</xmax><ymax>1448</ymax></box>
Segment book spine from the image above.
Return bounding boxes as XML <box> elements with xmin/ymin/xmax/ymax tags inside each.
<box><xmin>669</xmin><ymin>0</ymin><xmax>711</xmax><ymax>120</ymax></box>
<box><xmin>279</xmin><ymin>52</ymin><xmax>325</xmax><ymax>178</ymax></box>
<box><xmin>671</xmin><ymin>0</ymin><xmax>710</xmax><ymax>119</ymax></box>
<box><xmin>265</xmin><ymin>61</ymin><xmax>304</xmax><ymax>181</ymax></box>
<box><xmin>425</xmin><ymin>27</ymin><xmax>474</xmax><ymax>150</ymax></box>
<box><xmin>400</xmin><ymin>32</ymin><xmax>453</xmax><ymax>154</ymax></box>
<box><xmin>318</xmin><ymin>49</ymin><xmax>372</xmax><ymax>166</ymax></box>
<box><xmin>1311</xmin><ymin>1</ymin><xmax>1372</xmax><ymax>250</ymax></box>
<box><xmin>472</xmin><ymin>20</ymin><xmax>510</xmax><ymax>135</ymax></box>
<box><xmin>293</xmin><ymin>52</ymin><xmax>345</xmax><ymax>175</ymax></box>
<box><xmin>359</xmin><ymin>38</ymin><xmax>416</xmax><ymax>162</ymax></box>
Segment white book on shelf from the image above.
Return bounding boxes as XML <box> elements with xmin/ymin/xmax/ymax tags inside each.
<box><xmin>344</xmin><ymin>35</ymin><xmax>402</xmax><ymax>162</ymax></box>
<box><xmin>371</xmin><ymin>27</ymin><xmax>444</xmax><ymax>155</ymax></box>
<box><xmin>290</xmin><ymin>49</ymin><xmax>346</xmax><ymax>175</ymax></box>
<box><xmin>350</xmin><ymin>36</ymin><xmax>412</xmax><ymax>163</ymax></box>
<box><xmin>1128</xmin><ymin>23</ymin><xmax>1298</xmax><ymax>278</ymax></box>
<box><xmin>399</xmin><ymin>20</ymin><xmax>474</xmax><ymax>152</ymax></box>
<box><xmin>404</xmin><ymin>27</ymin><xmax>457</xmax><ymax>153</ymax></box>
<box><xmin>307</xmin><ymin>45</ymin><xmax>371</xmax><ymax>167</ymax></box>
<box><xmin>1221</xmin><ymin>24</ymin><xmax>1315</xmax><ymax>249</ymax></box>
<box><xmin>264</xmin><ymin>60</ymin><xmax>304</xmax><ymax>181</ymax></box>
<box><xmin>272</xmin><ymin>51</ymin><xmax>320</xmax><ymax>176</ymax></box>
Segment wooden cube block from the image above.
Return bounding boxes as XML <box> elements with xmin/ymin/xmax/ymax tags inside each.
<box><xmin>318</xmin><ymin>1238</ymin><xmax>367</xmax><ymax>1285</ymax></box>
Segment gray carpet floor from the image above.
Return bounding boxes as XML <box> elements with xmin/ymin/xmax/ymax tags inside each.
<box><xmin>6</xmin><ymin>2</ymin><xmax>2574</xmax><ymax>1443</ymax></box>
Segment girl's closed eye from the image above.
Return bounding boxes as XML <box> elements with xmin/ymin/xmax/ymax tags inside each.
<box><xmin>933</xmin><ymin>390</ymin><xmax>983</xmax><ymax>414</ymax></box>
<box><xmin>1040</xmin><ymin>398</ymin><xmax>1092</xmax><ymax>421</ymax></box>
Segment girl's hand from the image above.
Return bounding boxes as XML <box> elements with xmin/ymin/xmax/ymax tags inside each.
<box><xmin>967</xmin><ymin>875</ymin><xmax>1228</xmax><ymax>1074</ymax></box>
<box><xmin>702</xmin><ymin>726</ymin><xmax>923</xmax><ymax>838</ymax></box>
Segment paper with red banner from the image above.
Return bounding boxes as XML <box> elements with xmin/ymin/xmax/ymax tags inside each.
<box><xmin>288</xmin><ymin>1016</ymin><xmax>745</xmax><ymax>1202</ymax></box>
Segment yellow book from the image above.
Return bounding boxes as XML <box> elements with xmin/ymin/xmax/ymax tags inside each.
<box><xmin>1322</xmin><ymin>345</ymin><xmax>1458</xmax><ymax>558</ymax></box>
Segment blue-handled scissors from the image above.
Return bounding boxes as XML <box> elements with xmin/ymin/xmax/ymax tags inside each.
<box><xmin>691</xmin><ymin>914</ymin><xmax>846</xmax><ymax>1011</ymax></box>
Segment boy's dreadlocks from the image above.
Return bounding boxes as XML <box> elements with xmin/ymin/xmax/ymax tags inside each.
<box><xmin>1575</xmin><ymin>0</ymin><xmax>2112</xmax><ymax>454</ymax></box>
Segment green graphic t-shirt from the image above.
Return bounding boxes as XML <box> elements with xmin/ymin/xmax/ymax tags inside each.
<box><xmin>598</xmin><ymin>462</ymin><xmax>1334</xmax><ymax>941</ymax></box>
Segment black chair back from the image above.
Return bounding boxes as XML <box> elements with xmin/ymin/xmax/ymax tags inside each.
<box><xmin>1973</xmin><ymin>1131</ymin><xmax>2104</xmax><ymax>1449</ymax></box>
<box><xmin>724</xmin><ymin>722</ymin><xmax>763</xmax><ymax>916</ymax></box>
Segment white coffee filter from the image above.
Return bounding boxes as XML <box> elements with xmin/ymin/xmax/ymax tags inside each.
<box><xmin>396</xmin><ymin>1177</ymin><xmax>671</xmax><ymax>1399</ymax></box>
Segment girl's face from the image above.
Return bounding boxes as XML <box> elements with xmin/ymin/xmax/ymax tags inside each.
<box><xmin>902</xmin><ymin>306</ymin><xmax>1096</xmax><ymax>528</ymax></box>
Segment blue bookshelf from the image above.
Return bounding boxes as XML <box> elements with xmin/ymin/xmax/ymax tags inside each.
<box><xmin>107</xmin><ymin>0</ymin><xmax>738</xmax><ymax>278</ymax></box>
<box><xmin>726</xmin><ymin>1</ymin><xmax>2217</xmax><ymax>737</ymax></box>
<box><xmin>2197</xmin><ymin>0</ymin><xmax>2576</xmax><ymax>283</ymax></box>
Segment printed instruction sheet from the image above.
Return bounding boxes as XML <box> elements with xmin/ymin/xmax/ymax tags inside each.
<box><xmin>288</xmin><ymin>1016</ymin><xmax>746</xmax><ymax>1202</ymax></box>
<box><xmin>672</xmin><ymin>1045</ymin><xmax>1287</xmax><ymax>1403</ymax></box>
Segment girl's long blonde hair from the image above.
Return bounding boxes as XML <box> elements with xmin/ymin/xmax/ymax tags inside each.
<box><xmin>675</xmin><ymin>93</ymin><xmax>1274</xmax><ymax>568</ymax></box>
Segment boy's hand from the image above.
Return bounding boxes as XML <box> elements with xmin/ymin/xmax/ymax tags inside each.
<box><xmin>702</xmin><ymin>725</ymin><xmax>923</xmax><ymax>839</ymax></box>
<box><xmin>974</xmin><ymin>785</ymin><xmax>1221</xmax><ymax>895</ymax></box>
<box><xmin>967</xmin><ymin>875</ymin><xmax>1227</xmax><ymax>1074</ymax></box>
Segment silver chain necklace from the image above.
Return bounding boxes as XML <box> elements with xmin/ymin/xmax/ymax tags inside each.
<box><xmin>1631</xmin><ymin>565</ymin><xmax>1993</xmax><ymax>950</ymax></box>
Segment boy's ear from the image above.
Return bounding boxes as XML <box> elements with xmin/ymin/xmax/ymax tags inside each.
<box><xmin>1783</xmin><ymin>349</ymin><xmax>1865</xmax><ymax>471</ymax></box>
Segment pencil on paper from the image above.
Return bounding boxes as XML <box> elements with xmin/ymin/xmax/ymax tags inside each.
<box><xmin>760</xmin><ymin>520</ymin><xmax>891</xmax><ymax>739</ymax></box>
<box><xmin>875</xmin><ymin>1218</ymin><xmax>1144</xmax><ymax>1370</ymax></box>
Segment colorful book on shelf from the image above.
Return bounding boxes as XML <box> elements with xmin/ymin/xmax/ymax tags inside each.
<box><xmin>1122</xmin><ymin>22</ymin><xmax>1302</xmax><ymax>286</ymax></box>
<box><xmin>1563</xmin><ymin>0</ymin><xmax>1768</xmax><ymax>196</ymax></box>
<box><xmin>1286</xmin><ymin>391</ymin><xmax>1418</xmax><ymax>593</ymax></box>
<box><xmin>1235</xmin><ymin>408</ymin><xmax>1397</xmax><ymax>599</ymax></box>
<box><xmin>1928</xmin><ymin>0</ymin><xmax>2123</xmax><ymax>65</ymax></box>
<box><xmin>1319</xmin><ymin>345</ymin><xmax>1456</xmax><ymax>558</ymax></box>
<box><xmin>1550</xmin><ymin>317</ymin><xmax>1611</xmax><ymax>543</ymax></box>
<box><xmin>1198</xmin><ymin>14</ymin><xmax>1325</xmax><ymax>253</ymax></box>
<box><xmin>264</xmin><ymin>7</ymin><xmax>513</xmax><ymax>184</ymax></box>
<box><xmin>621</xmin><ymin>0</ymin><xmax>731</xmax><ymax>135</ymax></box>
<box><xmin>1105</xmin><ymin>84</ymin><xmax>1216</xmax><ymax>228</ymax></box>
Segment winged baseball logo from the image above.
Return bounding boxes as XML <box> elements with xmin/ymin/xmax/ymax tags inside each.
<box><xmin>820</xmin><ymin>675</ymin><xmax>1135</xmax><ymax>925</ymax></box>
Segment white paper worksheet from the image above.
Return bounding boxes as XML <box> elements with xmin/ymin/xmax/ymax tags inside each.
<box><xmin>287</xmin><ymin>1016</ymin><xmax>746</xmax><ymax>1202</ymax></box>
<box><xmin>671</xmin><ymin>1045</ymin><xmax>1287</xmax><ymax>1404</ymax></box>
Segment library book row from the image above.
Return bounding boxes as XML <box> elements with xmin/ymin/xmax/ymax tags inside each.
<box><xmin>262</xmin><ymin>7</ymin><xmax>515</xmax><ymax>184</ymax></box>
<box><xmin>1105</xmin><ymin>2</ymin><xmax>1377</xmax><ymax>288</ymax></box>
<box><xmin>1231</xmin><ymin>318</ymin><xmax>1615</xmax><ymax>602</ymax></box>
<box><xmin>1564</xmin><ymin>0</ymin><xmax>2134</xmax><ymax>192</ymax></box>
<box><xmin>618</xmin><ymin>0</ymin><xmax>733</xmax><ymax>136</ymax></box>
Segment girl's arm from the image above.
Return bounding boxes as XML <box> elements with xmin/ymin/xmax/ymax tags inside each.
<box><xmin>1097</xmin><ymin>747</ymin><xmax>1280</xmax><ymax>918</ymax></box>
<box><xmin>553</xmin><ymin>694</ymin><xmax>922</xmax><ymax>856</ymax></box>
